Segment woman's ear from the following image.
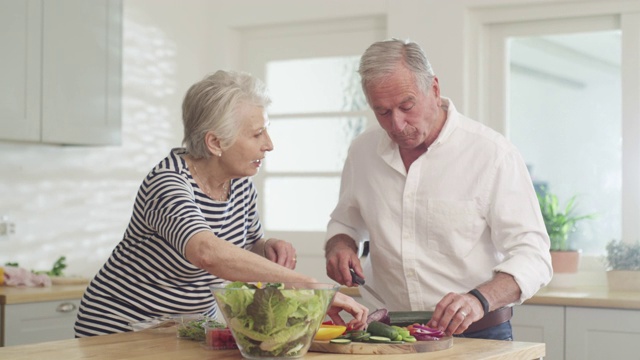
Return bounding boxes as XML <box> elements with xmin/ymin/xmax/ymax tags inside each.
<box><xmin>204</xmin><ymin>131</ymin><xmax>222</xmax><ymax>157</ymax></box>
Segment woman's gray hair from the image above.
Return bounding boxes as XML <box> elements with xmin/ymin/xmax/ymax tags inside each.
<box><xmin>358</xmin><ymin>38</ymin><xmax>435</xmax><ymax>102</ymax></box>
<box><xmin>182</xmin><ymin>70</ymin><xmax>271</xmax><ymax>159</ymax></box>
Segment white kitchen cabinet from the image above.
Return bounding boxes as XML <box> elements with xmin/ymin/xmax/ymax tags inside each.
<box><xmin>514</xmin><ymin>304</ymin><xmax>640</xmax><ymax>360</ymax></box>
<box><xmin>512</xmin><ymin>304</ymin><xmax>565</xmax><ymax>360</ymax></box>
<box><xmin>0</xmin><ymin>0</ymin><xmax>122</xmax><ymax>145</ymax></box>
<box><xmin>2</xmin><ymin>299</ymin><xmax>80</xmax><ymax>346</ymax></box>
<box><xmin>0</xmin><ymin>0</ymin><xmax>42</xmax><ymax>142</ymax></box>
<box><xmin>565</xmin><ymin>307</ymin><xmax>640</xmax><ymax>360</ymax></box>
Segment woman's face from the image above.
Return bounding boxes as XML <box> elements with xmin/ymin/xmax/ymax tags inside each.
<box><xmin>221</xmin><ymin>105</ymin><xmax>273</xmax><ymax>178</ymax></box>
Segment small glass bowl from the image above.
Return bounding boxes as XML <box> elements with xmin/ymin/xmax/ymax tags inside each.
<box><xmin>204</xmin><ymin>326</ymin><xmax>238</xmax><ymax>350</ymax></box>
<box><xmin>175</xmin><ymin>314</ymin><xmax>209</xmax><ymax>341</ymax></box>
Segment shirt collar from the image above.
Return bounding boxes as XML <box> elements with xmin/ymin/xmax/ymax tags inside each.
<box><xmin>430</xmin><ymin>97</ymin><xmax>458</xmax><ymax>148</ymax></box>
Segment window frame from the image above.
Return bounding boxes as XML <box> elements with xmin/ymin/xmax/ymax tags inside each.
<box><xmin>468</xmin><ymin>3</ymin><xmax>640</xmax><ymax>247</ymax></box>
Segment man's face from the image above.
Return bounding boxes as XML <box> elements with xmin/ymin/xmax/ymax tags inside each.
<box><xmin>366</xmin><ymin>65</ymin><xmax>442</xmax><ymax>151</ymax></box>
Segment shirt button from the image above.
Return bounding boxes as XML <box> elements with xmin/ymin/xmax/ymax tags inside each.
<box><xmin>406</xmin><ymin>269</ymin><xmax>415</xmax><ymax>277</ymax></box>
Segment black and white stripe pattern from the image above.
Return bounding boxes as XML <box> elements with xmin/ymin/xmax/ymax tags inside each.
<box><xmin>74</xmin><ymin>148</ymin><xmax>262</xmax><ymax>337</ymax></box>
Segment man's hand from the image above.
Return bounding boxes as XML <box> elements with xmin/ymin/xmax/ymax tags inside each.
<box><xmin>325</xmin><ymin>234</ymin><xmax>360</xmax><ymax>285</ymax></box>
<box><xmin>263</xmin><ymin>238</ymin><xmax>297</xmax><ymax>269</ymax></box>
<box><xmin>428</xmin><ymin>292</ymin><xmax>484</xmax><ymax>336</ymax></box>
<box><xmin>428</xmin><ymin>273</ymin><xmax>521</xmax><ymax>336</ymax></box>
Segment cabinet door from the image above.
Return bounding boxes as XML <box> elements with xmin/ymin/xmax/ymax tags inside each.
<box><xmin>512</xmin><ymin>304</ymin><xmax>565</xmax><ymax>360</ymax></box>
<box><xmin>566</xmin><ymin>307</ymin><xmax>640</xmax><ymax>360</ymax></box>
<box><xmin>41</xmin><ymin>0</ymin><xmax>122</xmax><ymax>145</ymax></box>
<box><xmin>4</xmin><ymin>299</ymin><xmax>80</xmax><ymax>346</ymax></box>
<box><xmin>0</xmin><ymin>0</ymin><xmax>42</xmax><ymax>141</ymax></box>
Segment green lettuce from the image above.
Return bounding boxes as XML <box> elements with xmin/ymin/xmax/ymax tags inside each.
<box><xmin>215</xmin><ymin>282</ymin><xmax>333</xmax><ymax>358</ymax></box>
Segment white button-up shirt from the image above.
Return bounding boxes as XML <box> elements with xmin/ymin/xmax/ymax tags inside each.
<box><xmin>326</xmin><ymin>99</ymin><xmax>552</xmax><ymax>311</ymax></box>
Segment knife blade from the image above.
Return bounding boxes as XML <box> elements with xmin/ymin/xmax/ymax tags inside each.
<box><xmin>350</xmin><ymin>268</ymin><xmax>386</xmax><ymax>306</ymax></box>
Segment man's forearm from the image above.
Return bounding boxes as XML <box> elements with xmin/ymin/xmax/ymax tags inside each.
<box><xmin>475</xmin><ymin>272</ymin><xmax>522</xmax><ymax>311</ymax></box>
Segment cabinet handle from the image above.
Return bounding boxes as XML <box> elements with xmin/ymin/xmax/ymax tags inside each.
<box><xmin>56</xmin><ymin>302</ymin><xmax>77</xmax><ymax>313</ymax></box>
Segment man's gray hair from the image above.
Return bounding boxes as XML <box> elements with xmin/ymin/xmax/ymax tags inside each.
<box><xmin>182</xmin><ymin>70</ymin><xmax>271</xmax><ymax>159</ymax></box>
<box><xmin>358</xmin><ymin>38</ymin><xmax>435</xmax><ymax>101</ymax></box>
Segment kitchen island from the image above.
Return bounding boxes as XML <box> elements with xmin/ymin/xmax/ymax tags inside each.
<box><xmin>0</xmin><ymin>326</ymin><xmax>545</xmax><ymax>359</ymax></box>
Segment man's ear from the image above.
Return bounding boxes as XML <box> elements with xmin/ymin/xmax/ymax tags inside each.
<box><xmin>432</xmin><ymin>76</ymin><xmax>440</xmax><ymax>97</ymax></box>
<box><xmin>204</xmin><ymin>131</ymin><xmax>222</xmax><ymax>156</ymax></box>
<box><xmin>431</xmin><ymin>76</ymin><xmax>442</xmax><ymax>106</ymax></box>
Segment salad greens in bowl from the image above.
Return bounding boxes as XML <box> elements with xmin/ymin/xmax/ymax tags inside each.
<box><xmin>210</xmin><ymin>281</ymin><xmax>338</xmax><ymax>359</ymax></box>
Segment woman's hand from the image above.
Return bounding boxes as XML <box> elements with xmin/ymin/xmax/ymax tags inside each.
<box><xmin>325</xmin><ymin>292</ymin><xmax>368</xmax><ymax>330</ymax></box>
<box><xmin>264</xmin><ymin>238</ymin><xmax>297</xmax><ymax>269</ymax></box>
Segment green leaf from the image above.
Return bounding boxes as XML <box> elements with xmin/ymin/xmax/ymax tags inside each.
<box><xmin>48</xmin><ymin>256</ymin><xmax>67</xmax><ymax>277</ymax></box>
<box><xmin>217</xmin><ymin>283</ymin><xmax>254</xmax><ymax>318</ymax></box>
<box><xmin>247</xmin><ymin>287</ymin><xmax>298</xmax><ymax>335</ymax></box>
<box><xmin>537</xmin><ymin>187</ymin><xmax>596</xmax><ymax>251</ymax></box>
<box><xmin>606</xmin><ymin>240</ymin><xmax>640</xmax><ymax>270</ymax></box>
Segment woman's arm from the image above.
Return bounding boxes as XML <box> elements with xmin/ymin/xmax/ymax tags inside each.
<box><xmin>185</xmin><ymin>231</ymin><xmax>309</xmax><ymax>283</ymax></box>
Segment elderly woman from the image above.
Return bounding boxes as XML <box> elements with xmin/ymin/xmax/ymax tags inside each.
<box><xmin>74</xmin><ymin>70</ymin><xmax>368</xmax><ymax>337</ymax></box>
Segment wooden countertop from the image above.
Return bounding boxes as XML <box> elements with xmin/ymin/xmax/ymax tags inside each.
<box><xmin>0</xmin><ymin>326</ymin><xmax>545</xmax><ymax>359</ymax></box>
<box><xmin>0</xmin><ymin>284</ymin><xmax>87</xmax><ymax>305</ymax></box>
<box><xmin>523</xmin><ymin>286</ymin><xmax>640</xmax><ymax>310</ymax></box>
<box><xmin>3</xmin><ymin>282</ymin><xmax>640</xmax><ymax>311</ymax></box>
<box><xmin>341</xmin><ymin>285</ymin><xmax>640</xmax><ymax>310</ymax></box>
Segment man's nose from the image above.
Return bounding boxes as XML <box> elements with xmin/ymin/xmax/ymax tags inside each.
<box><xmin>391</xmin><ymin>111</ymin><xmax>405</xmax><ymax>132</ymax></box>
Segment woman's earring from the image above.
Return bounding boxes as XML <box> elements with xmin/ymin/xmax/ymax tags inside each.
<box><xmin>218</xmin><ymin>152</ymin><xmax>222</xmax><ymax>157</ymax></box>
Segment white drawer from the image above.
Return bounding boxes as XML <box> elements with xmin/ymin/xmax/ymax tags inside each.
<box><xmin>3</xmin><ymin>299</ymin><xmax>80</xmax><ymax>346</ymax></box>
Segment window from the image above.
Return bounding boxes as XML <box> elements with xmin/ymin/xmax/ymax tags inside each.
<box><xmin>474</xmin><ymin>6</ymin><xmax>640</xmax><ymax>255</ymax></box>
<box><xmin>263</xmin><ymin>57</ymin><xmax>368</xmax><ymax>231</ymax></box>
<box><xmin>241</xmin><ymin>17</ymin><xmax>385</xmax><ymax>281</ymax></box>
<box><xmin>509</xmin><ymin>30</ymin><xmax>621</xmax><ymax>254</ymax></box>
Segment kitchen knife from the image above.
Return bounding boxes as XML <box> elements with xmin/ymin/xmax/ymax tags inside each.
<box><xmin>350</xmin><ymin>268</ymin><xmax>386</xmax><ymax>306</ymax></box>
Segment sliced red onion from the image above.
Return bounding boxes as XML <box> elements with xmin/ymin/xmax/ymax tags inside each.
<box><xmin>366</xmin><ymin>308</ymin><xmax>390</xmax><ymax>325</ymax></box>
<box><xmin>413</xmin><ymin>333</ymin><xmax>442</xmax><ymax>341</ymax></box>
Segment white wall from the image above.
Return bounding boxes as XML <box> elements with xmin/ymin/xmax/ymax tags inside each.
<box><xmin>0</xmin><ymin>0</ymin><xmax>218</xmax><ymax>276</ymax></box>
<box><xmin>0</xmin><ymin>0</ymin><xmax>620</xmax><ymax>277</ymax></box>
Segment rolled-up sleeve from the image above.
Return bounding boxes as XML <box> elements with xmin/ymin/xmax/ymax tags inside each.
<box><xmin>487</xmin><ymin>150</ymin><xmax>553</xmax><ymax>302</ymax></box>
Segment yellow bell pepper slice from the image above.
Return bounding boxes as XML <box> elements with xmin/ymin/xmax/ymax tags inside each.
<box><xmin>314</xmin><ymin>324</ymin><xmax>347</xmax><ymax>341</ymax></box>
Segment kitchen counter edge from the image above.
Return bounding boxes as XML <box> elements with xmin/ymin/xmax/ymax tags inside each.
<box><xmin>0</xmin><ymin>284</ymin><xmax>87</xmax><ymax>305</ymax></box>
<box><xmin>340</xmin><ymin>285</ymin><xmax>640</xmax><ymax>310</ymax></box>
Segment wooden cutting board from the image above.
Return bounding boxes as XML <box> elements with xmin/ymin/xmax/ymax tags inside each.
<box><xmin>309</xmin><ymin>337</ymin><xmax>453</xmax><ymax>355</ymax></box>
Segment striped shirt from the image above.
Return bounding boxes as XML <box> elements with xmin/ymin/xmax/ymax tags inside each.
<box><xmin>74</xmin><ymin>148</ymin><xmax>263</xmax><ymax>337</ymax></box>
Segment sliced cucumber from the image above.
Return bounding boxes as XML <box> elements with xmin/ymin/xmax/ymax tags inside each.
<box><xmin>345</xmin><ymin>330</ymin><xmax>366</xmax><ymax>338</ymax></box>
<box><xmin>330</xmin><ymin>338</ymin><xmax>352</xmax><ymax>345</ymax></box>
<box><xmin>353</xmin><ymin>332</ymin><xmax>371</xmax><ymax>341</ymax></box>
<box><xmin>369</xmin><ymin>336</ymin><xmax>391</xmax><ymax>343</ymax></box>
<box><xmin>403</xmin><ymin>336</ymin><xmax>417</xmax><ymax>343</ymax></box>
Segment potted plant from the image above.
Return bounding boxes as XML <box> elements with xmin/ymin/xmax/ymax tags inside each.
<box><xmin>605</xmin><ymin>239</ymin><xmax>640</xmax><ymax>292</ymax></box>
<box><xmin>537</xmin><ymin>187</ymin><xmax>595</xmax><ymax>273</ymax></box>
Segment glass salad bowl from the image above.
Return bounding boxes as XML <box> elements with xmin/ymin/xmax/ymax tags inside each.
<box><xmin>210</xmin><ymin>282</ymin><xmax>338</xmax><ymax>359</ymax></box>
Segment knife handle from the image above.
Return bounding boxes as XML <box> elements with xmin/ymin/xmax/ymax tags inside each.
<box><xmin>349</xmin><ymin>268</ymin><xmax>365</xmax><ymax>285</ymax></box>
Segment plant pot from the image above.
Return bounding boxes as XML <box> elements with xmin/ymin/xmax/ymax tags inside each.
<box><xmin>550</xmin><ymin>250</ymin><xmax>580</xmax><ymax>274</ymax></box>
<box><xmin>607</xmin><ymin>270</ymin><xmax>640</xmax><ymax>292</ymax></box>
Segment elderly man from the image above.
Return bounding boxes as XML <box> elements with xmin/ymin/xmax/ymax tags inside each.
<box><xmin>324</xmin><ymin>38</ymin><xmax>552</xmax><ymax>340</ymax></box>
